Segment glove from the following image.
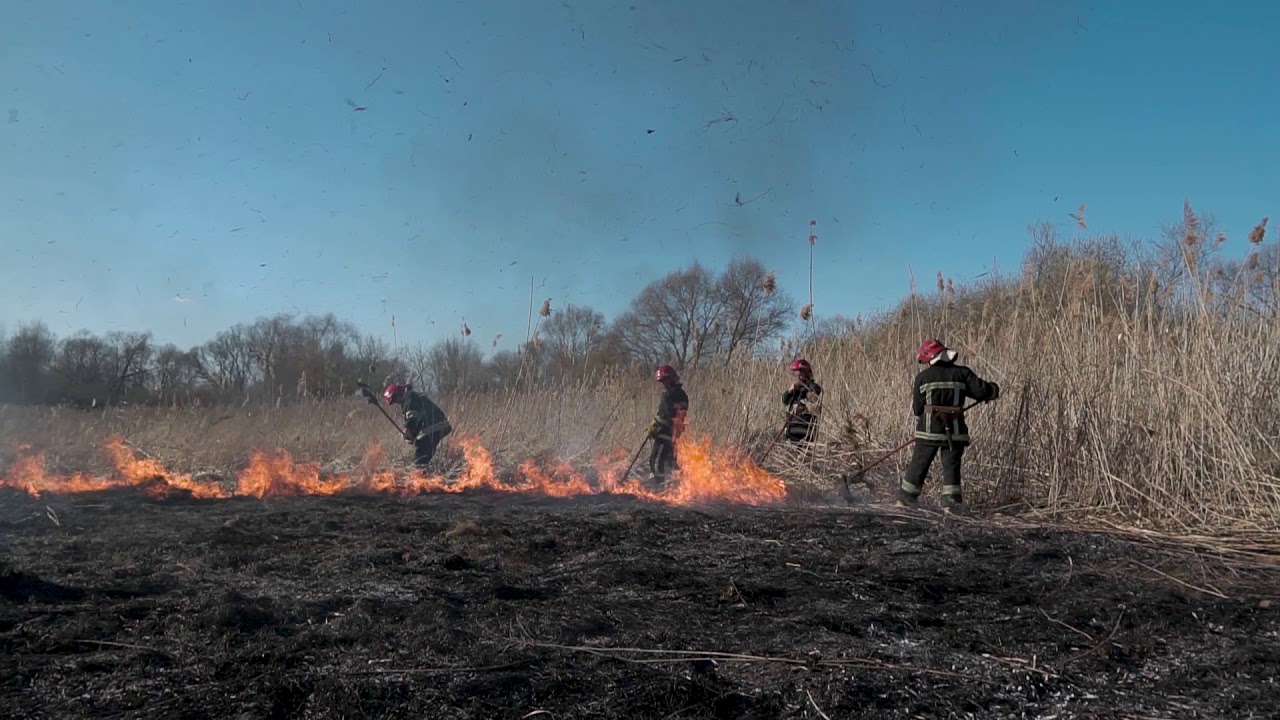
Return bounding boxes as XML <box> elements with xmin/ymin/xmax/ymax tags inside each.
<box><xmin>403</xmin><ymin>430</ymin><xmax>416</xmax><ymax>443</ymax></box>
<box><xmin>988</xmin><ymin>382</ymin><xmax>1001</xmax><ymax>402</ymax></box>
<box><xmin>646</xmin><ymin>420</ymin><xmax>661</xmax><ymax>436</ymax></box>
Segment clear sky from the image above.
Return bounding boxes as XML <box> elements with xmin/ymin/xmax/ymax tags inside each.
<box><xmin>3</xmin><ymin>1</ymin><xmax>1277</xmax><ymax>351</ymax></box>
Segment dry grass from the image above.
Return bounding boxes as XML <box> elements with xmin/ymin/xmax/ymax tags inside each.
<box><xmin>6</xmin><ymin>298</ymin><xmax>1276</xmax><ymax>537</ymax></box>
<box><xmin>3</xmin><ymin>222</ymin><xmax>1279</xmax><ymax>538</ymax></box>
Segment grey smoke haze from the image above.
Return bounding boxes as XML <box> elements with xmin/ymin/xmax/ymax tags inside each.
<box><xmin>11</xmin><ymin>0</ymin><xmax>1233</xmax><ymax>351</ymax></box>
<box><xmin>428</xmin><ymin>0</ymin><xmax>877</xmax><ymax>264</ymax></box>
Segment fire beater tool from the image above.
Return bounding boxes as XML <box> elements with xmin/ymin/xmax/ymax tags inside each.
<box><xmin>619</xmin><ymin>433</ymin><xmax>650</xmax><ymax>482</ymax></box>
<box><xmin>838</xmin><ymin>398</ymin><xmax>987</xmax><ymax>502</ymax></box>
<box><xmin>356</xmin><ymin>379</ymin><xmax>408</xmax><ymax>437</ymax></box>
<box><xmin>757</xmin><ymin>396</ymin><xmax>800</xmax><ymax>464</ymax></box>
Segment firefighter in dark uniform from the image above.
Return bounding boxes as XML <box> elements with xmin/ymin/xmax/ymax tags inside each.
<box><xmin>647</xmin><ymin>365</ymin><xmax>689</xmax><ymax>485</ymax></box>
<box><xmin>899</xmin><ymin>339</ymin><xmax>999</xmax><ymax>510</ymax></box>
<box><xmin>782</xmin><ymin>358</ymin><xmax>822</xmax><ymax>442</ymax></box>
<box><xmin>383</xmin><ymin>383</ymin><xmax>453</xmax><ymax>470</ymax></box>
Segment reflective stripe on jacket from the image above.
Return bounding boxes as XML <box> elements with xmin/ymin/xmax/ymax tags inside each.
<box><xmin>405</xmin><ymin>392</ymin><xmax>452</xmax><ymax>441</ymax></box>
<box><xmin>911</xmin><ymin>363</ymin><xmax>998</xmax><ymax>446</ymax></box>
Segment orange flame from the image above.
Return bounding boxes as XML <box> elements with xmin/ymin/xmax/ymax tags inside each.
<box><xmin>1</xmin><ymin>433</ymin><xmax>789</xmax><ymax>507</ymax></box>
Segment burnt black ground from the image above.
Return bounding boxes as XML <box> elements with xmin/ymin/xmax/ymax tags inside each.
<box><xmin>2</xmin><ymin>488</ymin><xmax>1278</xmax><ymax>720</ymax></box>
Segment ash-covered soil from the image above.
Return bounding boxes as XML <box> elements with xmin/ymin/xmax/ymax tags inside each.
<box><xmin>2</xmin><ymin>488</ymin><xmax>1278</xmax><ymax>719</ymax></box>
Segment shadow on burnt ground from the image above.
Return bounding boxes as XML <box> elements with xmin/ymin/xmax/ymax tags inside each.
<box><xmin>1</xmin><ymin>488</ymin><xmax>1278</xmax><ymax>720</ymax></box>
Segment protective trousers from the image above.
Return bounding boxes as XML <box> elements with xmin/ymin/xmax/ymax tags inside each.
<box><xmin>413</xmin><ymin>431</ymin><xmax>447</xmax><ymax>470</ymax></box>
<box><xmin>649</xmin><ymin>437</ymin><xmax>677</xmax><ymax>483</ymax></box>
<box><xmin>785</xmin><ymin>419</ymin><xmax>818</xmax><ymax>443</ymax></box>
<box><xmin>899</xmin><ymin>442</ymin><xmax>964</xmax><ymax>503</ymax></box>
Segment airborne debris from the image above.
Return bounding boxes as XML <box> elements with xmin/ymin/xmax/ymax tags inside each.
<box><xmin>364</xmin><ymin>65</ymin><xmax>387</xmax><ymax>91</ymax></box>
<box><xmin>703</xmin><ymin>111</ymin><xmax>736</xmax><ymax>131</ymax></box>
<box><xmin>1069</xmin><ymin>204</ymin><xmax>1087</xmax><ymax>230</ymax></box>
<box><xmin>861</xmin><ymin>63</ymin><xmax>889</xmax><ymax>88</ymax></box>
<box><xmin>734</xmin><ymin>188</ymin><xmax>772</xmax><ymax>207</ymax></box>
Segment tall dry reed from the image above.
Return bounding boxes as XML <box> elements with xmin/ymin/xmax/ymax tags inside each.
<box><xmin>3</xmin><ymin>221</ymin><xmax>1278</xmax><ymax>535</ymax></box>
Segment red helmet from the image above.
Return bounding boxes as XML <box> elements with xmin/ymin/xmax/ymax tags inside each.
<box><xmin>383</xmin><ymin>383</ymin><xmax>408</xmax><ymax>404</ymax></box>
<box><xmin>655</xmin><ymin>365</ymin><xmax>678</xmax><ymax>383</ymax></box>
<box><xmin>789</xmin><ymin>358</ymin><xmax>812</xmax><ymax>376</ymax></box>
<box><xmin>916</xmin><ymin>339</ymin><xmax>948</xmax><ymax>364</ymax></box>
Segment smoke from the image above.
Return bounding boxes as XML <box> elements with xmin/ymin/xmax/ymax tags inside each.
<box><xmin>427</xmin><ymin>0</ymin><xmax>882</xmax><ymax>265</ymax></box>
<box><xmin>4</xmin><ymin>0</ymin><xmax>917</xmax><ymax>352</ymax></box>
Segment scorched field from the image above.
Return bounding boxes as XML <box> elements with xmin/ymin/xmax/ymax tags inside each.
<box><xmin>2</xmin><ymin>439</ymin><xmax>1279</xmax><ymax>719</ymax></box>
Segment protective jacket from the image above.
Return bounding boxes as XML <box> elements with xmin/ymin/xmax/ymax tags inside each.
<box><xmin>652</xmin><ymin>383</ymin><xmax>690</xmax><ymax>441</ymax></box>
<box><xmin>911</xmin><ymin>362</ymin><xmax>998</xmax><ymax>446</ymax></box>
<box><xmin>782</xmin><ymin>379</ymin><xmax>822</xmax><ymax>438</ymax></box>
<box><xmin>404</xmin><ymin>391</ymin><xmax>452</xmax><ymax>441</ymax></box>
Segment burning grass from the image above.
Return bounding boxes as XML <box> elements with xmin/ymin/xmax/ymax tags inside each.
<box><xmin>2</xmin><ymin>209</ymin><xmax>1279</xmax><ymax>538</ymax></box>
<box><xmin>0</xmin><ymin>432</ymin><xmax>787</xmax><ymax>507</ymax></box>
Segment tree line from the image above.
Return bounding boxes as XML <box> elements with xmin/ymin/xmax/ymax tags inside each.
<box><xmin>0</xmin><ymin>258</ymin><xmax>796</xmax><ymax>407</ymax></box>
<box><xmin>5</xmin><ymin>207</ymin><xmax>1275</xmax><ymax>409</ymax></box>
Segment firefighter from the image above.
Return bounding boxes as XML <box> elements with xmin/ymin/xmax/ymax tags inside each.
<box><xmin>647</xmin><ymin>365</ymin><xmax>689</xmax><ymax>486</ymax></box>
<box><xmin>383</xmin><ymin>383</ymin><xmax>453</xmax><ymax>470</ymax></box>
<box><xmin>782</xmin><ymin>358</ymin><xmax>822</xmax><ymax>442</ymax></box>
<box><xmin>898</xmin><ymin>339</ymin><xmax>999</xmax><ymax>510</ymax></box>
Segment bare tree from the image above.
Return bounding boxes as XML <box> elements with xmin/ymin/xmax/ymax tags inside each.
<box><xmin>194</xmin><ymin>325</ymin><xmax>256</xmax><ymax>399</ymax></box>
<box><xmin>103</xmin><ymin>331</ymin><xmax>153</xmax><ymax>404</ymax></box>
<box><xmin>266</xmin><ymin>314</ymin><xmax>357</xmax><ymax>397</ymax></box>
<box><xmin>397</xmin><ymin>343</ymin><xmax>434</xmax><ymax>389</ymax></box>
<box><xmin>715</xmin><ymin>258</ymin><xmax>795</xmax><ymax>364</ymax></box>
<box><xmin>423</xmin><ymin>337</ymin><xmax>489</xmax><ymax>395</ymax></box>
<box><xmin>244</xmin><ymin>314</ymin><xmax>294</xmax><ymax>398</ymax></box>
<box><xmin>485</xmin><ymin>349</ymin><xmax>526</xmax><ymax>389</ymax></box>
<box><xmin>1147</xmin><ymin>203</ymin><xmax>1223</xmax><ymax>309</ymax></box>
<box><xmin>610</xmin><ymin>263</ymin><xmax>724</xmax><ymax>370</ymax></box>
<box><xmin>810</xmin><ymin>314</ymin><xmax>859</xmax><ymax>343</ymax></box>
<box><xmin>0</xmin><ymin>322</ymin><xmax>57</xmax><ymax>403</ymax></box>
<box><xmin>151</xmin><ymin>344</ymin><xmax>201</xmax><ymax>404</ymax></box>
<box><xmin>1022</xmin><ymin>224</ymin><xmax>1149</xmax><ymax>320</ymax></box>
<box><xmin>51</xmin><ymin>332</ymin><xmax>111</xmax><ymax>406</ymax></box>
<box><xmin>354</xmin><ymin>334</ymin><xmax>395</xmax><ymax>377</ymax></box>
<box><xmin>540</xmin><ymin>304</ymin><xmax>605</xmax><ymax>378</ymax></box>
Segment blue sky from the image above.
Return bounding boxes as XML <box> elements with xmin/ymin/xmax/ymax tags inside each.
<box><xmin>3</xmin><ymin>1</ymin><xmax>1278</xmax><ymax>352</ymax></box>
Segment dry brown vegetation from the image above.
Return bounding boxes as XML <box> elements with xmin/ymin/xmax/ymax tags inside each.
<box><xmin>3</xmin><ymin>207</ymin><xmax>1279</xmax><ymax>537</ymax></box>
